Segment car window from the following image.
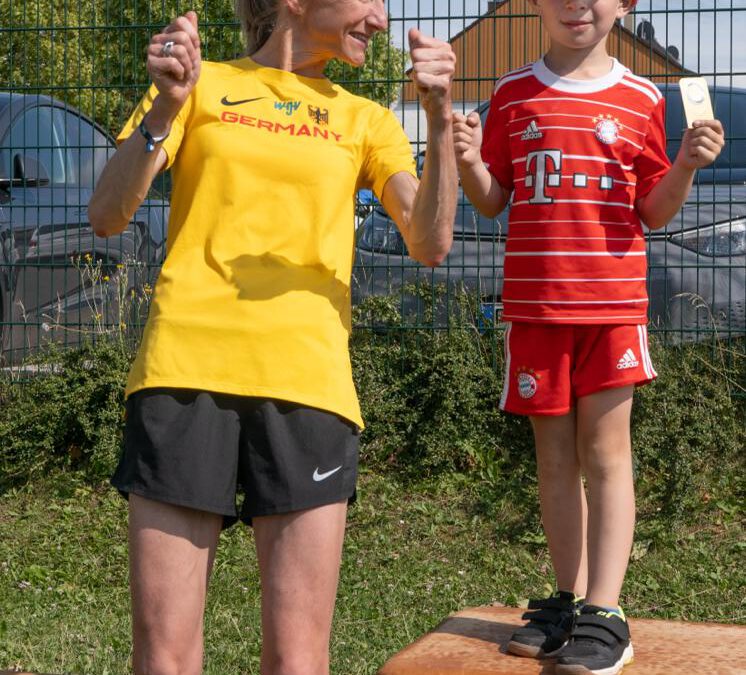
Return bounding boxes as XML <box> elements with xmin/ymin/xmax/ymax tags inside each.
<box><xmin>60</xmin><ymin>109</ymin><xmax>115</xmax><ymax>187</ymax></box>
<box><xmin>0</xmin><ymin>105</ymin><xmax>68</xmax><ymax>184</ymax></box>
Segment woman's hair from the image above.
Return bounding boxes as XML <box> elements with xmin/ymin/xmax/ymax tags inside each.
<box><xmin>235</xmin><ymin>0</ymin><xmax>279</xmax><ymax>55</ymax></box>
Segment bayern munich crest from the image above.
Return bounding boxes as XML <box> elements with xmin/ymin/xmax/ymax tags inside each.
<box><xmin>516</xmin><ymin>367</ymin><xmax>540</xmax><ymax>399</ymax></box>
<box><xmin>593</xmin><ymin>113</ymin><xmax>622</xmax><ymax>145</ymax></box>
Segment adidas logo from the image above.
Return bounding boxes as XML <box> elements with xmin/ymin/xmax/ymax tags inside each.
<box><xmin>616</xmin><ymin>348</ymin><xmax>639</xmax><ymax>370</ymax></box>
<box><xmin>521</xmin><ymin>120</ymin><xmax>543</xmax><ymax>140</ymax></box>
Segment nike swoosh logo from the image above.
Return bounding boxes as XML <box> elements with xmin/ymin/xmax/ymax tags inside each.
<box><xmin>220</xmin><ymin>96</ymin><xmax>266</xmax><ymax>106</ymax></box>
<box><xmin>313</xmin><ymin>466</ymin><xmax>343</xmax><ymax>482</ymax></box>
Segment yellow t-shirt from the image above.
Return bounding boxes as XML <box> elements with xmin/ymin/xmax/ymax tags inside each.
<box><xmin>117</xmin><ymin>57</ymin><xmax>416</xmax><ymax>428</ymax></box>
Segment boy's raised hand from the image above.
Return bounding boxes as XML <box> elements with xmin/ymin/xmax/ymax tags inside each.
<box><xmin>453</xmin><ymin>112</ymin><xmax>483</xmax><ymax>167</ymax></box>
<box><xmin>147</xmin><ymin>11</ymin><xmax>202</xmax><ymax>117</ymax></box>
<box><xmin>676</xmin><ymin>119</ymin><xmax>725</xmax><ymax>170</ymax></box>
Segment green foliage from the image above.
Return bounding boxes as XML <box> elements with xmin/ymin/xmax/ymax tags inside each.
<box><xmin>0</xmin><ymin>1</ymin><xmax>404</xmax><ymax>138</ymax></box>
<box><xmin>631</xmin><ymin>339</ymin><xmax>745</xmax><ymax>527</ymax></box>
<box><xmin>0</xmin><ymin>340</ymin><xmax>131</xmax><ymax>488</ymax></box>
<box><xmin>0</xmin><ymin>289</ymin><xmax>743</xmax><ymax>537</ymax></box>
<box><xmin>325</xmin><ymin>29</ymin><xmax>407</xmax><ymax>107</ymax></box>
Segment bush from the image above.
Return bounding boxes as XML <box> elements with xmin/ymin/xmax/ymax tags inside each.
<box><xmin>1</xmin><ymin>294</ymin><xmax>743</xmax><ymax>536</ymax></box>
<box><xmin>0</xmin><ymin>340</ymin><xmax>131</xmax><ymax>488</ymax></box>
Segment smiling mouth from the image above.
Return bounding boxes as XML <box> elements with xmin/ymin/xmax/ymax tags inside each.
<box><xmin>350</xmin><ymin>32</ymin><xmax>370</xmax><ymax>48</ymax></box>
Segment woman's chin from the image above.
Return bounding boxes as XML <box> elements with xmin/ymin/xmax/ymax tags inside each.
<box><xmin>337</xmin><ymin>51</ymin><xmax>367</xmax><ymax>68</ymax></box>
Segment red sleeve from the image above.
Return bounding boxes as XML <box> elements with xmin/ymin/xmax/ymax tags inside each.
<box><xmin>481</xmin><ymin>86</ymin><xmax>514</xmax><ymax>192</ymax></box>
<box><xmin>635</xmin><ymin>97</ymin><xmax>672</xmax><ymax>198</ymax></box>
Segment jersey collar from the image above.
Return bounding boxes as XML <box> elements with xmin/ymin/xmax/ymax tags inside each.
<box><xmin>533</xmin><ymin>57</ymin><xmax>627</xmax><ymax>93</ymax></box>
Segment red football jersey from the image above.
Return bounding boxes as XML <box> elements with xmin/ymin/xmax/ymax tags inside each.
<box><xmin>481</xmin><ymin>58</ymin><xmax>671</xmax><ymax>324</ymax></box>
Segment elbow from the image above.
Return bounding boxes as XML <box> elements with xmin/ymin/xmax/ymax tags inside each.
<box><xmin>413</xmin><ymin>241</ymin><xmax>452</xmax><ymax>268</ymax></box>
<box><xmin>479</xmin><ymin>205</ymin><xmax>500</xmax><ymax>219</ymax></box>
<box><xmin>420</xmin><ymin>254</ymin><xmax>446</xmax><ymax>268</ymax></box>
<box><xmin>88</xmin><ymin>195</ymin><xmax>125</xmax><ymax>238</ymax></box>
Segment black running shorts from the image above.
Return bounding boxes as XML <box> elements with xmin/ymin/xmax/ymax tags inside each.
<box><xmin>111</xmin><ymin>388</ymin><xmax>359</xmax><ymax>527</ymax></box>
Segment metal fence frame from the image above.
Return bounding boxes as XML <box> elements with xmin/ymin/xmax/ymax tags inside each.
<box><xmin>0</xmin><ymin>1</ymin><xmax>744</xmax><ymax>372</ymax></box>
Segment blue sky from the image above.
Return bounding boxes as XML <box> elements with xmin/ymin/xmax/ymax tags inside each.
<box><xmin>386</xmin><ymin>1</ymin><xmax>746</xmax><ymax>85</ymax></box>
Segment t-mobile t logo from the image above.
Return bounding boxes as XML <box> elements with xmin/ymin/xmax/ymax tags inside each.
<box><xmin>525</xmin><ymin>149</ymin><xmax>562</xmax><ymax>204</ymax></box>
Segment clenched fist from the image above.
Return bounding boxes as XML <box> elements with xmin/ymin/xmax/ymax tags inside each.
<box><xmin>147</xmin><ymin>10</ymin><xmax>202</xmax><ymax>120</ymax></box>
<box><xmin>408</xmin><ymin>28</ymin><xmax>455</xmax><ymax>118</ymax></box>
<box><xmin>453</xmin><ymin>111</ymin><xmax>483</xmax><ymax>168</ymax></box>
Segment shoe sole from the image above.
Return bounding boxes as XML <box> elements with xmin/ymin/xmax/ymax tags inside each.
<box><xmin>506</xmin><ymin>640</ymin><xmax>541</xmax><ymax>658</ymax></box>
<box><xmin>555</xmin><ymin>643</ymin><xmax>634</xmax><ymax>675</ymax></box>
<box><xmin>506</xmin><ymin>640</ymin><xmax>568</xmax><ymax>659</ymax></box>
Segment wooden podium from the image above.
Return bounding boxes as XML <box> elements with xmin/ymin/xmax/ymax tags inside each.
<box><xmin>378</xmin><ymin>606</ymin><xmax>746</xmax><ymax>675</ymax></box>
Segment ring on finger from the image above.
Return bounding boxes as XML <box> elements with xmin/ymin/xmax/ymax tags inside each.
<box><xmin>161</xmin><ymin>40</ymin><xmax>175</xmax><ymax>58</ymax></box>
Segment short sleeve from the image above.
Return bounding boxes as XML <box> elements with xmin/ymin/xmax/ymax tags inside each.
<box><xmin>358</xmin><ymin>107</ymin><xmax>417</xmax><ymax>201</ymax></box>
<box><xmin>481</xmin><ymin>87</ymin><xmax>514</xmax><ymax>192</ymax></box>
<box><xmin>635</xmin><ymin>97</ymin><xmax>671</xmax><ymax>199</ymax></box>
<box><xmin>116</xmin><ymin>83</ymin><xmax>192</xmax><ymax>170</ymax></box>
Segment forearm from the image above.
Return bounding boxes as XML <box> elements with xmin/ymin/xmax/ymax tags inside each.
<box><xmin>459</xmin><ymin>160</ymin><xmax>509</xmax><ymax>218</ymax></box>
<box><xmin>88</xmin><ymin>100</ymin><xmax>172</xmax><ymax>237</ymax></box>
<box><xmin>407</xmin><ymin>111</ymin><xmax>458</xmax><ymax>267</ymax></box>
<box><xmin>636</xmin><ymin>162</ymin><xmax>695</xmax><ymax>231</ymax></box>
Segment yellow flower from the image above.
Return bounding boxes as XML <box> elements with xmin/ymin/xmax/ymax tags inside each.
<box><xmin>103</xmin><ymin>276</ymin><xmax>110</xmax><ymax>282</ymax></box>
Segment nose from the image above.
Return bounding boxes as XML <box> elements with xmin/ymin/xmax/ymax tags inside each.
<box><xmin>368</xmin><ymin>0</ymin><xmax>388</xmax><ymax>32</ymax></box>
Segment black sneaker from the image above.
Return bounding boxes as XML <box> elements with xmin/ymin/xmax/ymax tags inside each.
<box><xmin>555</xmin><ymin>605</ymin><xmax>634</xmax><ymax>675</ymax></box>
<box><xmin>507</xmin><ymin>590</ymin><xmax>583</xmax><ymax>659</ymax></box>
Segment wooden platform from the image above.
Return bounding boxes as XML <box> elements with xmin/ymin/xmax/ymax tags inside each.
<box><xmin>378</xmin><ymin>606</ymin><xmax>746</xmax><ymax>675</ymax></box>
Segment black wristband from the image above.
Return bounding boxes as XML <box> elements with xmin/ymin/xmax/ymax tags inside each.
<box><xmin>138</xmin><ymin>116</ymin><xmax>170</xmax><ymax>153</ymax></box>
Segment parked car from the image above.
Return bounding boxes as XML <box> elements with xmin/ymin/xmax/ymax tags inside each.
<box><xmin>352</xmin><ymin>84</ymin><xmax>746</xmax><ymax>340</ymax></box>
<box><xmin>0</xmin><ymin>93</ymin><xmax>169</xmax><ymax>363</ymax></box>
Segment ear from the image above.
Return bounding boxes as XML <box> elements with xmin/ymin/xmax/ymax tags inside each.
<box><xmin>617</xmin><ymin>0</ymin><xmax>637</xmax><ymax>20</ymax></box>
<box><xmin>284</xmin><ymin>0</ymin><xmax>304</xmax><ymax>16</ymax></box>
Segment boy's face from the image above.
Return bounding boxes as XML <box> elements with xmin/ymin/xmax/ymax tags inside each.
<box><xmin>532</xmin><ymin>0</ymin><xmax>636</xmax><ymax>51</ymax></box>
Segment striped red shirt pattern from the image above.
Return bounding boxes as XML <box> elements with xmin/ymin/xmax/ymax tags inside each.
<box><xmin>481</xmin><ymin>58</ymin><xmax>671</xmax><ymax>324</ymax></box>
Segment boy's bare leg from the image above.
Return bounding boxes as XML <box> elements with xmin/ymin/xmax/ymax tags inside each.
<box><xmin>530</xmin><ymin>412</ymin><xmax>588</xmax><ymax>596</ymax></box>
<box><xmin>575</xmin><ymin>386</ymin><xmax>635</xmax><ymax>608</ymax></box>
<box><xmin>129</xmin><ymin>494</ymin><xmax>223</xmax><ymax>675</ymax></box>
<box><xmin>254</xmin><ymin>502</ymin><xmax>347</xmax><ymax>675</ymax></box>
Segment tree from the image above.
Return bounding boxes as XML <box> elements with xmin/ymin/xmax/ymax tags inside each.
<box><xmin>0</xmin><ymin>1</ymin><xmax>406</xmax><ymax>137</ymax></box>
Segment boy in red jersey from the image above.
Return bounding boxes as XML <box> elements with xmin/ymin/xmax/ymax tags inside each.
<box><xmin>454</xmin><ymin>1</ymin><xmax>724</xmax><ymax>673</ymax></box>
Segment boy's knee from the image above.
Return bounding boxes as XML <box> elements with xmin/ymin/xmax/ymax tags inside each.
<box><xmin>579</xmin><ymin>441</ymin><xmax>632</xmax><ymax>481</ymax></box>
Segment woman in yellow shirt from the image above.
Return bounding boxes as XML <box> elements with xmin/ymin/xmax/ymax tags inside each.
<box><xmin>88</xmin><ymin>1</ymin><xmax>457</xmax><ymax>673</ymax></box>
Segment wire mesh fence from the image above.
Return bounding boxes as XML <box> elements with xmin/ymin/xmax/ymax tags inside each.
<box><xmin>0</xmin><ymin>1</ymin><xmax>744</xmax><ymax>369</ymax></box>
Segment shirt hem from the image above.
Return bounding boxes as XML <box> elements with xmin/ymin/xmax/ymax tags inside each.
<box><xmin>125</xmin><ymin>377</ymin><xmax>364</xmax><ymax>430</ymax></box>
<box><xmin>501</xmin><ymin>313</ymin><xmax>648</xmax><ymax>325</ymax></box>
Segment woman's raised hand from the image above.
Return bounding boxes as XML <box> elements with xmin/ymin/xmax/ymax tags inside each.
<box><xmin>408</xmin><ymin>28</ymin><xmax>456</xmax><ymax>119</ymax></box>
<box><xmin>147</xmin><ymin>11</ymin><xmax>202</xmax><ymax>118</ymax></box>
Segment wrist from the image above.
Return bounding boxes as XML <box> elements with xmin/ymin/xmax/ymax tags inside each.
<box><xmin>424</xmin><ymin>102</ymin><xmax>454</xmax><ymax>129</ymax></box>
<box><xmin>147</xmin><ymin>96</ymin><xmax>178</xmax><ymax>136</ymax></box>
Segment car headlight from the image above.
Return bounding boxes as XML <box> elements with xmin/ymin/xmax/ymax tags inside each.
<box><xmin>669</xmin><ymin>218</ymin><xmax>746</xmax><ymax>257</ymax></box>
<box><xmin>357</xmin><ymin>212</ymin><xmax>407</xmax><ymax>255</ymax></box>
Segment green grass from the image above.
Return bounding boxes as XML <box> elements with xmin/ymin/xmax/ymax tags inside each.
<box><xmin>1</xmin><ymin>470</ymin><xmax>743</xmax><ymax>675</ymax></box>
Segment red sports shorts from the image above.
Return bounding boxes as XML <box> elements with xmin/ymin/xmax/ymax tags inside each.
<box><xmin>499</xmin><ymin>322</ymin><xmax>657</xmax><ymax>416</ymax></box>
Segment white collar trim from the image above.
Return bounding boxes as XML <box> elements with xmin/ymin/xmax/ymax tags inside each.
<box><xmin>533</xmin><ymin>57</ymin><xmax>627</xmax><ymax>93</ymax></box>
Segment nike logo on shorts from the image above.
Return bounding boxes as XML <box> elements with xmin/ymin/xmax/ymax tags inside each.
<box><xmin>220</xmin><ymin>96</ymin><xmax>266</xmax><ymax>106</ymax></box>
<box><xmin>313</xmin><ymin>465</ymin><xmax>342</xmax><ymax>482</ymax></box>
